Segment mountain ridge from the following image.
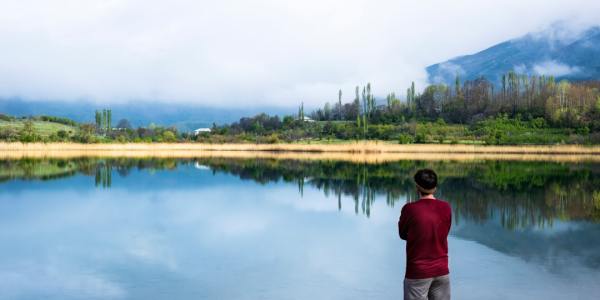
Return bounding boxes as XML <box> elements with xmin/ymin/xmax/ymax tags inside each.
<box><xmin>427</xmin><ymin>26</ymin><xmax>600</xmax><ymax>84</ymax></box>
<box><xmin>0</xmin><ymin>98</ymin><xmax>292</xmax><ymax>132</ymax></box>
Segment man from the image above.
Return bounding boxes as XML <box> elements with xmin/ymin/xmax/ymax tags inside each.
<box><xmin>398</xmin><ymin>169</ymin><xmax>452</xmax><ymax>300</ymax></box>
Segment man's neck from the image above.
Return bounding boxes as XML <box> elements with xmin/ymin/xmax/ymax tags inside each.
<box><xmin>419</xmin><ymin>194</ymin><xmax>436</xmax><ymax>200</ymax></box>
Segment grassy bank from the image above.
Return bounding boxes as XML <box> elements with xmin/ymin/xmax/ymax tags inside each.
<box><xmin>0</xmin><ymin>119</ymin><xmax>77</xmax><ymax>138</ymax></box>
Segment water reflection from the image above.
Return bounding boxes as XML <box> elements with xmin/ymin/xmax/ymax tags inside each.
<box><xmin>1</xmin><ymin>157</ymin><xmax>599</xmax><ymax>299</ymax></box>
<box><xmin>2</xmin><ymin>158</ymin><xmax>599</xmax><ymax>227</ymax></box>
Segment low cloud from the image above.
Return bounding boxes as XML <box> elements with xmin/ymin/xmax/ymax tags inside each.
<box><xmin>430</xmin><ymin>62</ymin><xmax>466</xmax><ymax>83</ymax></box>
<box><xmin>532</xmin><ymin>60</ymin><xmax>581</xmax><ymax>76</ymax></box>
<box><xmin>0</xmin><ymin>0</ymin><xmax>599</xmax><ymax>107</ymax></box>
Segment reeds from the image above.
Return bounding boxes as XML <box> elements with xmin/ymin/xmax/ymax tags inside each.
<box><xmin>0</xmin><ymin>142</ymin><xmax>598</xmax><ymax>162</ymax></box>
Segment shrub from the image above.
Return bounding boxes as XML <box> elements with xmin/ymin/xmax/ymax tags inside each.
<box><xmin>162</xmin><ymin>131</ymin><xmax>177</xmax><ymax>142</ymax></box>
<box><xmin>260</xmin><ymin>133</ymin><xmax>280</xmax><ymax>144</ymax></box>
<box><xmin>57</xmin><ymin>130</ymin><xmax>68</xmax><ymax>139</ymax></box>
<box><xmin>0</xmin><ymin>127</ymin><xmax>19</xmax><ymax>142</ymax></box>
<box><xmin>0</xmin><ymin>114</ymin><xmax>12</xmax><ymax>121</ymax></box>
<box><xmin>398</xmin><ymin>134</ymin><xmax>414</xmax><ymax>144</ymax></box>
<box><xmin>576</xmin><ymin>126</ymin><xmax>590</xmax><ymax>135</ymax></box>
<box><xmin>19</xmin><ymin>120</ymin><xmax>40</xmax><ymax>143</ymax></box>
<box><xmin>39</xmin><ymin>115</ymin><xmax>78</xmax><ymax>126</ymax></box>
<box><xmin>415</xmin><ymin>132</ymin><xmax>427</xmax><ymax>143</ymax></box>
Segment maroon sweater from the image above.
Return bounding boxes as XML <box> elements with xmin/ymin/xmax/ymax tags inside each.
<box><xmin>398</xmin><ymin>198</ymin><xmax>452</xmax><ymax>279</ymax></box>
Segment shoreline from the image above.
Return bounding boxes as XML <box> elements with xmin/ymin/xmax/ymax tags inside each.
<box><xmin>0</xmin><ymin>142</ymin><xmax>599</xmax><ymax>162</ymax></box>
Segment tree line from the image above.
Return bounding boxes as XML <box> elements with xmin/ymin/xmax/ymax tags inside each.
<box><xmin>309</xmin><ymin>73</ymin><xmax>600</xmax><ymax>131</ymax></box>
<box><xmin>205</xmin><ymin>73</ymin><xmax>600</xmax><ymax>144</ymax></box>
<box><xmin>2</xmin><ymin>72</ymin><xmax>600</xmax><ymax>144</ymax></box>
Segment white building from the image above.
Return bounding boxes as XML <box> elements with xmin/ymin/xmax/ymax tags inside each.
<box><xmin>193</xmin><ymin>128</ymin><xmax>212</xmax><ymax>135</ymax></box>
<box><xmin>300</xmin><ymin>116</ymin><xmax>315</xmax><ymax>122</ymax></box>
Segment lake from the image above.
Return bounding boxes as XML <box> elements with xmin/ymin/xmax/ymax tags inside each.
<box><xmin>0</xmin><ymin>157</ymin><xmax>599</xmax><ymax>299</ymax></box>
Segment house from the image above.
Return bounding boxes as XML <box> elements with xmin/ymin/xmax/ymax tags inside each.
<box><xmin>299</xmin><ymin>116</ymin><xmax>315</xmax><ymax>122</ymax></box>
<box><xmin>193</xmin><ymin>128</ymin><xmax>212</xmax><ymax>135</ymax></box>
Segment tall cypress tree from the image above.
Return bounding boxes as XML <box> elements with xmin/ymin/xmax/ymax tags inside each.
<box><xmin>338</xmin><ymin>89</ymin><xmax>342</xmax><ymax>120</ymax></box>
<box><xmin>354</xmin><ymin>86</ymin><xmax>360</xmax><ymax>119</ymax></box>
<box><xmin>107</xmin><ymin>109</ymin><xmax>112</xmax><ymax>132</ymax></box>
<box><xmin>102</xmin><ymin>109</ymin><xmax>107</xmax><ymax>134</ymax></box>
<box><xmin>95</xmin><ymin>110</ymin><xmax>101</xmax><ymax>130</ymax></box>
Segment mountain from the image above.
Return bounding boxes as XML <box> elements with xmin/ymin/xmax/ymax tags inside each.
<box><xmin>426</xmin><ymin>25</ymin><xmax>600</xmax><ymax>84</ymax></box>
<box><xmin>0</xmin><ymin>99</ymin><xmax>292</xmax><ymax>132</ymax></box>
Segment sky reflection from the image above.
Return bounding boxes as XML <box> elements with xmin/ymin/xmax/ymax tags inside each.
<box><xmin>0</xmin><ymin>161</ymin><xmax>599</xmax><ymax>299</ymax></box>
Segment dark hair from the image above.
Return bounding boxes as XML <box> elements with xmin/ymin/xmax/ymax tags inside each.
<box><xmin>414</xmin><ymin>169</ymin><xmax>437</xmax><ymax>190</ymax></box>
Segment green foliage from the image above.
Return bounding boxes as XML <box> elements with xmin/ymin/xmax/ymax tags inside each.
<box><xmin>576</xmin><ymin>126</ymin><xmax>590</xmax><ymax>135</ymax></box>
<box><xmin>398</xmin><ymin>134</ymin><xmax>414</xmax><ymax>144</ymax></box>
<box><xmin>0</xmin><ymin>127</ymin><xmax>19</xmax><ymax>142</ymax></box>
<box><xmin>38</xmin><ymin>115</ymin><xmax>77</xmax><ymax>126</ymax></box>
<box><xmin>2</xmin><ymin>73</ymin><xmax>600</xmax><ymax>144</ymax></box>
<box><xmin>0</xmin><ymin>114</ymin><xmax>14</xmax><ymax>122</ymax></box>
<box><xmin>76</xmin><ymin>123</ymin><xmax>97</xmax><ymax>143</ymax></box>
<box><xmin>19</xmin><ymin>120</ymin><xmax>40</xmax><ymax>143</ymax></box>
<box><xmin>162</xmin><ymin>130</ymin><xmax>177</xmax><ymax>142</ymax></box>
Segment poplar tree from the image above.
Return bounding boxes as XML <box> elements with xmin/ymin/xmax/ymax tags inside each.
<box><xmin>338</xmin><ymin>89</ymin><xmax>342</xmax><ymax>120</ymax></box>
<box><xmin>102</xmin><ymin>109</ymin><xmax>107</xmax><ymax>134</ymax></box>
<box><xmin>362</xmin><ymin>87</ymin><xmax>368</xmax><ymax>138</ymax></box>
<box><xmin>107</xmin><ymin>109</ymin><xmax>112</xmax><ymax>132</ymax></box>
<box><xmin>354</xmin><ymin>86</ymin><xmax>360</xmax><ymax>119</ymax></box>
<box><xmin>95</xmin><ymin>111</ymin><xmax>101</xmax><ymax>130</ymax></box>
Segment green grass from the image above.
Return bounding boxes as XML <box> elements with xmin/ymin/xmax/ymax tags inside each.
<box><xmin>0</xmin><ymin>120</ymin><xmax>78</xmax><ymax>137</ymax></box>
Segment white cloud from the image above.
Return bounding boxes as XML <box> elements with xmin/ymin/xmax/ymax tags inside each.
<box><xmin>532</xmin><ymin>60</ymin><xmax>581</xmax><ymax>76</ymax></box>
<box><xmin>0</xmin><ymin>265</ymin><xmax>125</xmax><ymax>299</ymax></box>
<box><xmin>431</xmin><ymin>62</ymin><xmax>466</xmax><ymax>83</ymax></box>
<box><xmin>0</xmin><ymin>0</ymin><xmax>599</xmax><ymax>107</ymax></box>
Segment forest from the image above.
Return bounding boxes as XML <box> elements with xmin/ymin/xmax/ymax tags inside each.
<box><xmin>206</xmin><ymin>72</ymin><xmax>600</xmax><ymax>144</ymax></box>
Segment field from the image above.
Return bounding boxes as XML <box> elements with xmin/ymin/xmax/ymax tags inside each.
<box><xmin>0</xmin><ymin>119</ymin><xmax>77</xmax><ymax>137</ymax></box>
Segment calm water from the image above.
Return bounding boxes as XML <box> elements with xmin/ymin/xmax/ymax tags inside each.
<box><xmin>0</xmin><ymin>158</ymin><xmax>599</xmax><ymax>300</ymax></box>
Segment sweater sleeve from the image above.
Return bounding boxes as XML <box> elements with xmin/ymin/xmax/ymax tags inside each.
<box><xmin>398</xmin><ymin>205</ymin><xmax>409</xmax><ymax>240</ymax></box>
<box><xmin>447</xmin><ymin>204</ymin><xmax>452</xmax><ymax>234</ymax></box>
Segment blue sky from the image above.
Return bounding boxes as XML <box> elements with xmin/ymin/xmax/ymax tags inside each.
<box><xmin>0</xmin><ymin>0</ymin><xmax>599</xmax><ymax>107</ymax></box>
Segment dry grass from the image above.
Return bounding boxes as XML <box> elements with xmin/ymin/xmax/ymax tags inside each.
<box><xmin>0</xmin><ymin>142</ymin><xmax>599</xmax><ymax>162</ymax></box>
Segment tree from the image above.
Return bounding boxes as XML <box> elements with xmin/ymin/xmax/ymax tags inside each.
<box><xmin>352</xmin><ymin>86</ymin><xmax>360</xmax><ymax>121</ymax></box>
<box><xmin>338</xmin><ymin>89</ymin><xmax>343</xmax><ymax>120</ymax></box>
<box><xmin>406</xmin><ymin>82</ymin><xmax>416</xmax><ymax>113</ymax></box>
<box><xmin>19</xmin><ymin>119</ymin><xmax>39</xmax><ymax>143</ymax></box>
<box><xmin>95</xmin><ymin>111</ymin><xmax>102</xmax><ymax>130</ymax></box>
<box><xmin>102</xmin><ymin>109</ymin><xmax>107</xmax><ymax>133</ymax></box>
<box><xmin>162</xmin><ymin>130</ymin><xmax>177</xmax><ymax>142</ymax></box>
<box><xmin>107</xmin><ymin>109</ymin><xmax>112</xmax><ymax>132</ymax></box>
<box><xmin>116</xmin><ymin>119</ymin><xmax>132</xmax><ymax>129</ymax></box>
<box><xmin>362</xmin><ymin>86</ymin><xmax>368</xmax><ymax>137</ymax></box>
<box><xmin>78</xmin><ymin>123</ymin><xmax>96</xmax><ymax>143</ymax></box>
<box><xmin>324</xmin><ymin>102</ymin><xmax>332</xmax><ymax>120</ymax></box>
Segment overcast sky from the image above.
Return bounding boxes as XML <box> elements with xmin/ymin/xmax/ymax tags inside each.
<box><xmin>0</xmin><ymin>0</ymin><xmax>599</xmax><ymax>107</ymax></box>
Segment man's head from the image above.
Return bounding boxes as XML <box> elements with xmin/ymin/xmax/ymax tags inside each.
<box><xmin>414</xmin><ymin>169</ymin><xmax>437</xmax><ymax>196</ymax></box>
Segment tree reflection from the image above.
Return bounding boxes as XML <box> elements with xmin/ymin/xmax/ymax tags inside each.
<box><xmin>195</xmin><ymin>158</ymin><xmax>600</xmax><ymax>227</ymax></box>
<box><xmin>1</xmin><ymin>157</ymin><xmax>598</xmax><ymax>229</ymax></box>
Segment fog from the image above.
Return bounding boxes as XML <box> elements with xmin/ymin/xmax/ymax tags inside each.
<box><xmin>0</xmin><ymin>0</ymin><xmax>599</xmax><ymax>107</ymax></box>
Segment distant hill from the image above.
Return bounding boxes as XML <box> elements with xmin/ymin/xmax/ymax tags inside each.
<box><xmin>0</xmin><ymin>99</ymin><xmax>292</xmax><ymax>132</ymax></box>
<box><xmin>426</xmin><ymin>25</ymin><xmax>600</xmax><ymax>84</ymax></box>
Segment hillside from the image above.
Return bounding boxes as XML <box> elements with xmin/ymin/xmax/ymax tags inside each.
<box><xmin>427</xmin><ymin>26</ymin><xmax>600</xmax><ymax>84</ymax></box>
<box><xmin>0</xmin><ymin>118</ymin><xmax>77</xmax><ymax>139</ymax></box>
